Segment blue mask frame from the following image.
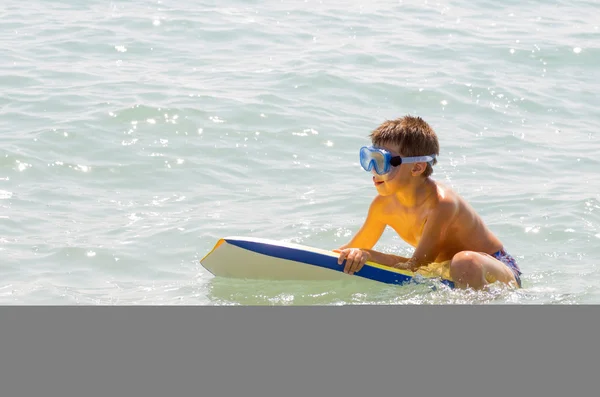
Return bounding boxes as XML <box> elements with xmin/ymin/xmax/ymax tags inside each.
<box><xmin>359</xmin><ymin>146</ymin><xmax>436</xmax><ymax>175</ymax></box>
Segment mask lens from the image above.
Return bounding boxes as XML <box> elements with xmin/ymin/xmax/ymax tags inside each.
<box><xmin>360</xmin><ymin>146</ymin><xmax>389</xmax><ymax>175</ymax></box>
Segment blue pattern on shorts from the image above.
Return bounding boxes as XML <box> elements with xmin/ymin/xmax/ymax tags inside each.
<box><xmin>492</xmin><ymin>249</ymin><xmax>522</xmax><ymax>287</ymax></box>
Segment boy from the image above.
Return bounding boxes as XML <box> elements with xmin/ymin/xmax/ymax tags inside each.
<box><xmin>334</xmin><ymin>115</ymin><xmax>522</xmax><ymax>290</ymax></box>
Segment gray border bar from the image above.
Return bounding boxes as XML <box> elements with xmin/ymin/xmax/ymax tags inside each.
<box><xmin>1</xmin><ymin>306</ymin><xmax>599</xmax><ymax>397</ymax></box>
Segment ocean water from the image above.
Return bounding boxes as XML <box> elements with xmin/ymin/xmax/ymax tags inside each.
<box><xmin>1</xmin><ymin>0</ymin><xmax>599</xmax><ymax>305</ymax></box>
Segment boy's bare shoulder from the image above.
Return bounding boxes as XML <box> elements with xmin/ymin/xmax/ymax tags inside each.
<box><xmin>430</xmin><ymin>180</ymin><xmax>461</xmax><ymax>218</ymax></box>
<box><xmin>369</xmin><ymin>193</ymin><xmax>389</xmax><ymax>216</ymax></box>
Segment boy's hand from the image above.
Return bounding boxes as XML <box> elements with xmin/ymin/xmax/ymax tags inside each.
<box><xmin>333</xmin><ymin>248</ymin><xmax>371</xmax><ymax>275</ymax></box>
<box><xmin>392</xmin><ymin>258</ymin><xmax>417</xmax><ymax>272</ymax></box>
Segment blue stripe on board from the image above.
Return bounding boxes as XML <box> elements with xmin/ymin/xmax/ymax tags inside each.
<box><xmin>225</xmin><ymin>238</ymin><xmax>454</xmax><ymax>288</ymax></box>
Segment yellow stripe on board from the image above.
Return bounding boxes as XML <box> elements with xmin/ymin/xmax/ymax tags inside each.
<box><xmin>200</xmin><ymin>238</ymin><xmax>225</xmax><ymax>263</ymax></box>
<box><xmin>363</xmin><ymin>261</ymin><xmax>416</xmax><ymax>277</ymax></box>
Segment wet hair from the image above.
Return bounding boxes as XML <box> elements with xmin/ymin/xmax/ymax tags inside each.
<box><xmin>369</xmin><ymin>115</ymin><xmax>439</xmax><ymax>177</ymax></box>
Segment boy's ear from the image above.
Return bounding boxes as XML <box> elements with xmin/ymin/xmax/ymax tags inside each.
<box><xmin>411</xmin><ymin>163</ymin><xmax>427</xmax><ymax>176</ymax></box>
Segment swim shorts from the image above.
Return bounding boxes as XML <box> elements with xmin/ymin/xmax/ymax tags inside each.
<box><xmin>491</xmin><ymin>249</ymin><xmax>522</xmax><ymax>287</ymax></box>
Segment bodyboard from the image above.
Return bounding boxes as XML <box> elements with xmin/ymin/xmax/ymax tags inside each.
<box><xmin>200</xmin><ymin>236</ymin><xmax>455</xmax><ymax>288</ymax></box>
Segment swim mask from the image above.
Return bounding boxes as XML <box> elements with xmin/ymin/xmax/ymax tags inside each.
<box><xmin>359</xmin><ymin>146</ymin><xmax>436</xmax><ymax>175</ymax></box>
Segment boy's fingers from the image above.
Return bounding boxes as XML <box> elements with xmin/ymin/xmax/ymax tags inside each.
<box><xmin>351</xmin><ymin>255</ymin><xmax>367</xmax><ymax>274</ymax></box>
<box><xmin>337</xmin><ymin>249</ymin><xmax>367</xmax><ymax>273</ymax></box>
<box><xmin>345</xmin><ymin>254</ymin><xmax>357</xmax><ymax>273</ymax></box>
<box><xmin>347</xmin><ymin>252</ymin><xmax>357</xmax><ymax>265</ymax></box>
<box><xmin>344</xmin><ymin>256</ymin><xmax>353</xmax><ymax>273</ymax></box>
<box><xmin>340</xmin><ymin>250</ymin><xmax>361</xmax><ymax>274</ymax></box>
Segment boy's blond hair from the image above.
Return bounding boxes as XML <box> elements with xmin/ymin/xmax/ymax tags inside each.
<box><xmin>369</xmin><ymin>115</ymin><xmax>440</xmax><ymax>177</ymax></box>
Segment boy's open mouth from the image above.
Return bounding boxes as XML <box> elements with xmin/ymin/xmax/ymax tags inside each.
<box><xmin>373</xmin><ymin>177</ymin><xmax>384</xmax><ymax>186</ymax></box>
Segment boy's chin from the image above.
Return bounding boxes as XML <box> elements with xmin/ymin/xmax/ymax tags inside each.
<box><xmin>375</xmin><ymin>184</ymin><xmax>395</xmax><ymax>196</ymax></box>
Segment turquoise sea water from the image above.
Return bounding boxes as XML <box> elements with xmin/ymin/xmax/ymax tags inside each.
<box><xmin>1</xmin><ymin>0</ymin><xmax>599</xmax><ymax>304</ymax></box>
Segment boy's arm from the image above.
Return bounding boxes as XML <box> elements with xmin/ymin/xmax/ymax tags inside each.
<box><xmin>334</xmin><ymin>246</ymin><xmax>411</xmax><ymax>275</ymax></box>
<box><xmin>338</xmin><ymin>198</ymin><xmax>386</xmax><ymax>250</ymax></box>
<box><xmin>335</xmin><ymin>198</ymin><xmax>411</xmax><ymax>274</ymax></box>
<box><xmin>361</xmin><ymin>249</ymin><xmax>410</xmax><ymax>266</ymax></box>
<box><xmin>394</xmin><ymin>201</ymin><xmax>457</xmax><ymax>272</ymax></box>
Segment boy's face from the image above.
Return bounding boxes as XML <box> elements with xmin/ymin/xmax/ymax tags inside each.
<box><xmin>370</xmin><ymin>143</ymin><xmax>424</xmax><ymax>196</ymax></box>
